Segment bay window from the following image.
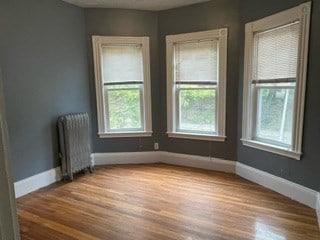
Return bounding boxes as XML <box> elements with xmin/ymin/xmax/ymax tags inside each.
<box><xmin>166</xmin><ymin>29</ymin><xmax>228</xmax><ymax>141</ymax></box>
<box><xmin>92</xmin><ymin>36</ymin><xmax>152</xmax><ymax>138</ymax></box>
<box><xmin>241</xmin><ymin>2</ymin><xmax>311</xmax><ymax>159</ymax></box>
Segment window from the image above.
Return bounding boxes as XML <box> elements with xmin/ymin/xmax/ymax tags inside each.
<box><xmin>241</xmin><ymin>2</ymin><xmax>311</xmax><ymax>159</ymax></box>
<box><xmin>92</xmin><ymin>36</ymin><xmax>152</xmax><ymax>138</ymax></box>
<box><xmin>166</xmin><ymin>29</ymin><xmax>228</xmax><ymax>141</ymax></box>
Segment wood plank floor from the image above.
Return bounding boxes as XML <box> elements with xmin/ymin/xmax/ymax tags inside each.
<box><xmin>17</xmin><ymin>163</ymin><xmax>320</xmax><ymax>240</ymax></box>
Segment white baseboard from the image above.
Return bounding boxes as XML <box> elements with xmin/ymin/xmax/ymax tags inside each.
<box><xmin>159</xmin><ymin>151</ymin><xmax>236</xmax><ymax>173</ymax></box>
<box><xmin>317</xmin><ymin>192</ymin><xmax>320</xmax><ymax>228</ymax></box>
<box><xmin>236</xmin><ymin>162</ymin><xmax>318</xmax><ymax>209</ymax></box>
<box><xmin>92</xmin><ymin>151</ymin><xmax>236</xmax><ymax>173</ymax></box>
<box><xmin>92</xmin><ymin>151</ymin><xmax>159</xmax><ymax>165</ymax></box>
<box><xmin>14</xmin><ymin>167</ymin><xmax>62</xmax><ymax>198</ymax></box>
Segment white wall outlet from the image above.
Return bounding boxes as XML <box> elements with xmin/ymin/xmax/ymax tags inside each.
<box><xmin>154</xmin><ymin>142</ymin><xmax>159</xmax><ymax>150</ymax></box>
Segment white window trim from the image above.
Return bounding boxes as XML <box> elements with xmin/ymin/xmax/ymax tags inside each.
<box><xmin>166</xmin><ymin>29</ymin><xmax>228</xmax><ymax>142</ymax></box>
<box><xmin>92</xmin><ymin>36</ymin><xmax>152</xmax><ymax>138</ymax></box>
<box><xmin>241</xmin><ymin>2</ymin><xmax>311</xmax><ymax>160</ymax></box>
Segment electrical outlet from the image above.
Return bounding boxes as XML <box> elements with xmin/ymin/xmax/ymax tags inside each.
<box><xmin>154</xmin><ymin>142</ymin><xmax>159</xmax><ymax>150</ymax></box>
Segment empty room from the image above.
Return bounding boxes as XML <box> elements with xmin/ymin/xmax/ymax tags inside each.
<box><xmin>0</xmin><ymin>0</ymin><xmax>320</xmax><ymax>239</ymax></box>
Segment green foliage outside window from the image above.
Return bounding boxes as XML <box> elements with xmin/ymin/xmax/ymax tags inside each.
<box><xmin>106</xmin><ymin>88</ymin><xmax>142</xmax><ymax>130</ymax></box>
<box><xmin>258</xmin><ymin>88</ymin><xmax>294</xmax><ymax>144</ymax></box>
<box><xmin>179</xmin><ymin>89</ymin><xmax>216</xmax><ymax>132</ymax></box>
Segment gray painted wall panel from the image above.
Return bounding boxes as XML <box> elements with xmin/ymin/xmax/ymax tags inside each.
<box><xmin>158</xmin><ymin>0</ymin><xmax>240</xmax><ymax>160</ymax></box>
<box><xmin>237</xmin><ymin>0</ymin><xmax>320</xmax><ymax>190</ymax></box>
<box><xmin>85</xmin><ymin>9</ymin><xmax>160</xmax><ymax>153</ymax></box>
<box><xmin>0</xmin><ymin>0</ymin><xmax>91</xmax><ymax>181</ymax></box>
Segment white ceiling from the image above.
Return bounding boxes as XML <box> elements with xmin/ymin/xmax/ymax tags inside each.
<box><xmin>62</xmin><ymin>0</ymin><xmax>211</xmax><ymax>11</ymax></box>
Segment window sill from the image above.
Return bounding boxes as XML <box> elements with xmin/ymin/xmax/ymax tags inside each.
<box><xmin>98</xmin><ymin>131</ymin><xmax>153</xmax><ymax>138</ymax></box>
<box><xmin>167</xmin><ymin>132</ymin><xmax>226</xmax><ymax>142</ymax></box>
<box><xmin>241</xmin><ymin>139</ymin><xmax>301</xmax><ymax>160</ymax></box>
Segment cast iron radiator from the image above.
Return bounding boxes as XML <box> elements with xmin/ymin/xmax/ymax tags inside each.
<box><xmin>57</xmin><ymin>112</ymin><xmax>93</xmax><ymax>181</ymax></box>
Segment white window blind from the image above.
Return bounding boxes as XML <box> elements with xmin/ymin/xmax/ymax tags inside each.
<box><xmin>174</xmin><ymin>40</ymin><xmax>218</xmax><ymax>82</ymax></box>
<box><xmin>253</xmin><ymin>22</ymin><xmax>300</xmax><ymax>81</ymax></box>
<box><xmin>102</xmin><ymin>44</ymin><xmax>143</xmax><ymax>83</ymax></box>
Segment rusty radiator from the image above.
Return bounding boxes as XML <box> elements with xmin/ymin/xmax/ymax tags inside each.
<box><xmin>57</xmin><ymin>112</ymin><xmax>92</xmax><ymax>181</ymax></box>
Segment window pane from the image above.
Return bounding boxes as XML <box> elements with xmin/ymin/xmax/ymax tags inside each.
<box><xmin>254</xmin><ymin>22</ymin><xmax>300</xmax><ymax>80</ymax></box>
<box><xmin>255</xmin><ymin>88</ymin><xmax>294</xmax><ymax>145</ymax></box>
<box><xmin>105</xmin><ymin>88</ymin><xmax>142</xmax><ymax>130</ymax></box>
<box><xmin>178</xmin><ymin>89</ymin><xmax>216</xmax><ymax>133</ymax></box>
<box><xmin>102</xmin><ymin>44</ymin><xmax>143</xmax><ymax>83</ymax></box>
<box><xmin>175</xmin><ymin>40</ymin><xmax>218</xmax><ymax>82</ymax></box>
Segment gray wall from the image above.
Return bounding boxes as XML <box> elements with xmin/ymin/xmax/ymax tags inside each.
<box><xmin>0</xmin><ymin>0</ymin><xmax>91</xmax><ymax>181</ymax></box>
<box><xmin>85</xmin><ymin>9</ymin><xmax>160</xmax><ymax>153</ymax></box>
<box><xmin>237</xmin><ymin>0</ymin><xmax>320</xmax><ymax>190</ymax></box>
<box><xmin>158</xmin><ymin>0</ymin><xmax>240</xmax><ymax>160</ymax></box>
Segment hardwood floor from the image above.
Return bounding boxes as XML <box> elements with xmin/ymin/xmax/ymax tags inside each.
<box><xmin>17</xmin><ymin>163</ymin><xmax>320</xmax><ymax>240</ymax></box>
